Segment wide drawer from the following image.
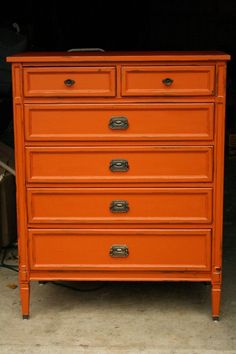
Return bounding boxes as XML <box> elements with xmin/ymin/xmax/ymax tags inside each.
<box><xmin>23</xmin><ymin>67</ymin><xmax>116</xmax><ymax>97</ymax></box>
<box><xmin>27</xmin><ymin>188</ymin><xmax>212</xmax><ymax>225</ymax></box>
<box><xmin>26</xmin><ymin>146</ymin><xmax>213</xmax><ymax>184</ymax></box>
<box><xmin>24</xmin><ymin>103</ymin><xmax>214</xmax><ymax>142</ymax></box>
<box><xmin>29</xmin><ymin>229</ymin><xmax>211</xmax><ymax>271</ymax></box>
<box><xmin>121</xmin><ymin>66</ymin><xmax>215</xmax><ymax>96</ymax></box>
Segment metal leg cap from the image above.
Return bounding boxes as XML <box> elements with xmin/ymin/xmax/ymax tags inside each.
<box><xmin>212</xmin><ymin>316</ymin><xmax>219</xmax><ymax>322</ymax></box>
<box><xmin>23</xmin><ymin>315</ymin><xmax>29</xmax><ymax>320</ymax></box>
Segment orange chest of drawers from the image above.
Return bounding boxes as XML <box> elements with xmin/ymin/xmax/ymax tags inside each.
<box><xmin>7</xmin><ymin>51</ymin><xmax>230</xmax><ymax>320</ymax></box>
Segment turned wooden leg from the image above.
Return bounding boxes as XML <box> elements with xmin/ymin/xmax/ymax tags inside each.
<box><xmin>212</xmin><ymin>283</ymin><xmax>221</xmax><ymax>321</ymax></box>
<box><xmin>20</xmin><ymin>281</ymin><xmax>30</xmax><ymax>319</ymax></box>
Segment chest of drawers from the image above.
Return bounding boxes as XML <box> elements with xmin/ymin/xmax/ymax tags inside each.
<box><xmin>7</xmin><ymin>51</ymin><xmax>230</xmax><ymax>320</ymax></box>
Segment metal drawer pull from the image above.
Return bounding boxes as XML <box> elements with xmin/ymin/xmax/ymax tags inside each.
<box><xmin>162</xmin><ymin>78</ymin><xmax>174</xmax><ymax>86</ymax></box>
<box><xmin>109</xmin><ymin>117</ymin><xmax>129</xmax><ymax>130</ymax></box>
<box><xmin>110</xmin><ymin>245</ymin><xmax>129</xmax><ymax>258</ymax></box>
<box><xmin>110</xmin><ymin>200</ymin><xmax>129</xmax><ymax>213</ymax></box>
<box><xmin>64</xmin><ymin>79</ymin><xmax>75</xmax><ymax>87</ymax></box>
<box><xmin>110</xmin><ymin>159</ymin><xmax>129</xmax><ymax>172</ymax></box>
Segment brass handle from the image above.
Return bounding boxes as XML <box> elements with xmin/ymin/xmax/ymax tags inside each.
<box><xmin>109</xmin><ymin>117</ymin><xmax>129</xmax><ymax>130</ymax></box>
<box><xmin>162</xmin><ymin>78</ymin><xmax>174</xmax><ymax>86</ymax></box>
<box><xmin>110</xmin><ymin>200</ymin><xmax>129</xmax><ymax>213</ymax></box>
<box><xmin>110</xmin><ymin>245</ymin><xmax>129</xmax><ymax>258</ymax></box>
<box><xmin>110</xmin><ymin>159</ymin><xmax>129</xmax><ymax>172</ymax></box>
<box><xmin>64</xmin><ymin>79</ymin><xmax>75</xmax><ymax>87</ymax></box>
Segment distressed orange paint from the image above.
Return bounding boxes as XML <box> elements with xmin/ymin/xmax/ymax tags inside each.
<box><xmin>7</xmin><ymin>51</ymin><xmax>230</xmax><ymax>320</ymax></box>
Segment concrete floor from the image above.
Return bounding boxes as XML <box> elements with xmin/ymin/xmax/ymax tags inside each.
<box><xmin>0</xmin><ymin>157</ymin><xmax>236</xmax><ymax>354</ymax></box>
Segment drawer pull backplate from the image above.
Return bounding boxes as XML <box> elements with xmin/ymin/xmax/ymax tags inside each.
<box><xmin>109</xmin><ymin>117</ymin><xmax>129</xmax><ymax>130</ymax></box>
<box><xmin>110</xmin><ymin>245</ymin><xmax>129</xmax><ymax>258</ymax></box>
<box><xmin>110</xmin><ymin>200</ymin><xmax>129</xmax><ymax>213</ymax></box>
<box><xmin>110</xmin><ymin>159</ymin><xmax>129</xmax><ymax>172</ymax></box>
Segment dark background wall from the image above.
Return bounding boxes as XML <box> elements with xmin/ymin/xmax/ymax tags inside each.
<box><xmin>0</xmin><ymin>0</ymin><xmax>236</xmax><ymax>136</ymax></box>
<box><xmin>0</xmin><ymin>0</ymin><xmax>235</xmax><ymax>51</ymax></box>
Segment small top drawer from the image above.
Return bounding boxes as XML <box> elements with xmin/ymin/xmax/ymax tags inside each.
<box><xmin>23</xmin><ymin>67</ymin><xmax>116</xmax><ymax>97</ymax></box>
<box><xmin>121</xmin><ymin>65</ymin><xmax>215</xmax><ymax>96</ymax></box>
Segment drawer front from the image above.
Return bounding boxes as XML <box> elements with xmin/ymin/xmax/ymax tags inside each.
<box><xmin>23</xmin><ymin>67</ymin><xmax>116</xmax><ymax>97</ymax></box>
<box><xmin>121</xmin><ymin>66</ymin><xmax>215</xmax><ymax>96</ymax></box>
<box><xmin>27</xmin><ymin>188</ymin><xmax>212</xmax><ymax>225</ymax></box>
<box><xmin>29</xmin><ymin>229</ymin><xmax>211</xmax><ymax>271</ymax></box>
<box><xmin>26</xmin><ymin>146</ymin><xmax>213</xmax><ymax>184</ymax></box>
<box><xmin>24</xmin><ymin>103</ymin><xmax>214</xmax><ymax>142</ymax></box>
